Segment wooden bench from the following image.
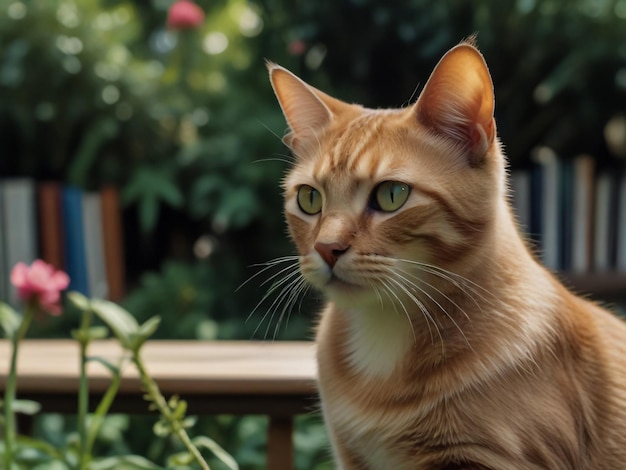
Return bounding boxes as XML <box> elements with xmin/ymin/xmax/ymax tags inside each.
<box><xmin>0</xmin><ymin>339</ymin><xmax>318</xmax><ymax>469</ymax></box>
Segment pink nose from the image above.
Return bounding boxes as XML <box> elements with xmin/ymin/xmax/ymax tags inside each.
<box><xmin>314</xmin><ymin>241</ymin><xmax>350</xmax><ymax>268</ymax></box>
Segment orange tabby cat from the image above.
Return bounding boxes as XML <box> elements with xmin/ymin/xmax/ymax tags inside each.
<box><xmin>268</xmin><ymin>41</ymin><xmax>626</xmax><ymax>469</ymax></box>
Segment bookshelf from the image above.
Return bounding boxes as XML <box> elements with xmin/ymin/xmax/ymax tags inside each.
<box><xmin>511</xmin><ymin>152</ymin><xmax>626</xmax><ymax>304</ymax></box>
<box><xmin>0</xmin><ymin>179</ymin><xmax>125</xmax><ymax>306</ymax></box>
<box><xmin>561</xmin><ymin>272</ymin><xmax>626</xmax><ymax>303</ymax></box>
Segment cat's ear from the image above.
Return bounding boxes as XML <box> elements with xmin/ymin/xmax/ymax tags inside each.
<box><xmin>414</xmin><ymin>43</ymin><xmax>495</xmax><ymax>166</ymax></box>
<box><xmin>267</xmin><ymin>62</ymin><xmax>340</xmax><ymax>148</ymax></box>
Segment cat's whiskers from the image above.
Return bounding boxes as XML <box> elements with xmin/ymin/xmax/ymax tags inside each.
<box><xmin>392</xmin><ymin>265</ymin><xmax>472</xmax><ymax>324</ymax></box>
<box><xmin>237</xmin><ymin>256</ymin><xmax>301</xmax><ymax>291</ymax></box>
<box><xmin>268</xmin><ymin>275</ymin><xmax>310</xmax><ymax>340</ymax></box>
<box><xmin>254</xmin><ymin>268</ymin><xmax>304</xmax><ymax>339</ymax></box>
<box><xmin>395</xmin><ymin>258</ymin><xmax>497</xmax><ymax>312</ymax></box>
<box><xmin>379</xmin><ymin>276</ymin><xmax>434</xmax><ymax>349</ymax></box>
<box><xmin>384</xmin><ymin>273</ymin><xmax>447</xmax><ymax>355</ymax></box>
<box><xmin>243</xmin><ymin>256</ymin><xmax>311</xmax><ymax>339</ymax></box>
<box><xmin>387</xmin><ymin>266</ymin><xmax>472</xmax><ymax>351</ymax></box>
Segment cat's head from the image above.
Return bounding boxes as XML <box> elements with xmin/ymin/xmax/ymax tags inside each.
<box><xmin>269</xmin><ymin>42</ymin><xmax>507</xmax><ymax>309</ymax></box>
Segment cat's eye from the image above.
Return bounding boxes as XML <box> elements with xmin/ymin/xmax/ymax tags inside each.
<box><xmin>372</xmin><ymin>181</ymin><xmax>410</xmax><ymax>212</ymax></box>
<box><xmin>297</xmin><ymin>185</ymin><xmax>323</xmax><ymax>215</ymax></box>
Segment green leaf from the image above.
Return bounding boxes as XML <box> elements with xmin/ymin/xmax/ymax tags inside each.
<box><xmin>122</xmin><ymin>166</ymin><xmax>184</xmax><ymax>234</ymax></box>
<box><xmin>71</xmin><ymin>326</ymin><xmax>108</xmax><ymax>343</ymax></box>
<box><xmin>15</xmin><ymin>434</ymin><xmax>65</xmax><ymax>461</ymax></box>
<box><xmin>12</xmin><ymin>399</ymin><xmax>41</xmax><ymax>415</ymax></box>
<box><xmin>192</xmin><ymin>435</ymin><xmax>239</xmax><ymax>470</ymax></box>
<box><xmin>0</xmin><ymin>302</ymin><xmax>20</xmax><ymax>337</ymax></box>
<box><xmin>89</xmin><ymin>455</ymin><xmax>165</xmax><ymax>470</ymax></box>
<box><xmin>90</xmin><ymin>299</ymin><xmax>139</xmax><ymax>350</ymax></box>
<box><xmin>137</xmin><ymin>316</ymin><xmax>161</xmax><ymax>342</ymax></box>
<box><xmin>67</xmin><ymin>291</ymin><xmax>90</xmax><ymax>311</ymax></box>
<box><xmin>152</xmin><ymin>419</ymin><xmax>170</xmax><ymax>438</ymax></box>
<box><xmin>86</xmin><ymin>356</ymin><xmax>121</xmax><ymax>376</ymax></box>
<box><xmin>127</xmin><ymin>316</ymin><xmax>161</xmax><ymax>352</ymax></box>
<box><xmin>166</xmin><ymin>450</ymin><xmax>194</xmax><ymax>466</ymax></box>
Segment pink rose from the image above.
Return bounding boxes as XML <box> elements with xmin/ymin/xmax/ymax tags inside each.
<box><xmin>167</xmin><ymin>0</ymin><xmax>205</xmax><ymax>30</ymax></box>
<box><xmin>10</xmin><ymin>260</ymin><xmax>70</xmax><ymax>315</ymax></box>
<box><xmin>288</xmin><ymin>40</ymin><xmax>307</xmax><ymax>56</ymax></box>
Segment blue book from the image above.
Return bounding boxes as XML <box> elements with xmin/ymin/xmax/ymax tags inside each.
<box><xmin>62</xmin><ymin>186</ymin><xmax>89</xmax><ymax>296</ymax></box>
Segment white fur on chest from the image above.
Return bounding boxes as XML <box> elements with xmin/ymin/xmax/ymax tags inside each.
<box><xmin>345</xmin><ymin>306</ymin><xmax>414</xmax><ymax>379</ymax></box>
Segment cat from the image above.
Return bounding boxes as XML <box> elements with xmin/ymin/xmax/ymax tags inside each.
<box><xmin>268</xmin><ymin>40</ymin><xmax>626</xmax><ymax>469</ymax></box>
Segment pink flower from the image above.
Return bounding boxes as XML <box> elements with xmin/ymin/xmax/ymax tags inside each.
<box><xmin>10</xmin><ymin>260</ymin><xmax>70</xmax><ymax>315</ymax></box>
<box><xmin>167</xmin><ymin>0</ymin><xmax>205</xmax><ymax>30</ymax></box>
<box><xmin>288</xmin><ymin>40</ymin><xmax>307</xmax><ymax>56</ymax></box>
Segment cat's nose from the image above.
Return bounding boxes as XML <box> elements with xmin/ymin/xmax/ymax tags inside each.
<box><xmin>314</xmin><ymin>241</ymin><xmax>349</xmax><ymax>268</ymax></box>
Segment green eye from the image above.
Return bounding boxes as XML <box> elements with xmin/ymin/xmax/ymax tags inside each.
<box><xmin>297</xmin><ymin>185</ymin><xmax>323</xmax><ymax>215</ymax></box>
<box><xmin>373</xmin><ymin>181</ymin><xmax>410</xmax><ymax>212</ymax></box>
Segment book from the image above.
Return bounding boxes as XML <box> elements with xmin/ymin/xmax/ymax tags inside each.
<box><xmin>37</xmin><ymin>181</ymin><xmax>65</xmax><ymax>271</ymax></box>
<box><xmin>0</xmin><ymin>182</ymin><xmax>6</xmax><ymax>303</ymax></box>
<box><xmin>559</xmin><ymin>158</ymin><xmax>574</xmax><ymax>271</ymax></box>
<box><xmin>593</xmin><ymin>172</ymin><xmax>614</xmax><ymax>272</ymax></box>
<box><xmin>531</xmin><ymin>148</ymin><xmax>560</xmax><ymax>270</ymax></box>
<box><xmin>571</xmin><ymin>156</ymin><xmax>595</xmax><ymax>273</ymax></box>
<box><xmin>100</xmin><ymin>186</ymin><xmax>125</xmax><ymax>301</ymax></box>
<box><xmin>616</xmin><ymin>169</ymin><xmax>626</xmax><ymax>272</ymax></box>
<box><xmin>82</xmin><ymin>192</ymin><xmax>108</xmax><ymax>299</ymax></box>
<box><xmin>1</xmin><ymin>179</ymin><xmax>38</xmax><ymax>307</ymax></box>
<box><xmin>62</xmin><ymin>186</ymin><xmax>89</xmax><ymax>296</ymax></box>
<box><xmin>510</xmin><ymin>170</ymin><xmax>531</xmax><ymax>236</ymax></box>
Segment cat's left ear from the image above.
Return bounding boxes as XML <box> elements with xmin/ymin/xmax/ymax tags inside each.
<box><xmin>414</xmin><ymin>43</ymin><xmax>495</xmax><ymax>167</ymax></box>
<box><xmin>268</xmin><ymin>62</ymin><xmax>343</xmax><ymax>149</ymax></box>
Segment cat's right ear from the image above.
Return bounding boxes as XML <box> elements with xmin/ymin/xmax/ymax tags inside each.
<box><xmin>267</xmin><ymin>62</ymin><xmax>334</xmax><ymax>149</ymax></box>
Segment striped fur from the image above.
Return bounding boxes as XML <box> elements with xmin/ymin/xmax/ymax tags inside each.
<box><xmin>269</xmin><ymin>43</ymin><xmax>626</xmax><ymax>469</ymax></box>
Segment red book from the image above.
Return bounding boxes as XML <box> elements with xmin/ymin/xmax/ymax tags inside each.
<box><xmin>100</xmin><ymin>186</ymin><xmax>125</xmax><ymax>301</ymax></box>
<box><xmin>37</xmin><ymin>182</ymin><xmax>65</xmax><ymax>271</ymax></box>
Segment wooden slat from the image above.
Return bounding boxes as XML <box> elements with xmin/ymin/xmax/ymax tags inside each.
<box><xmin>268</xmin><ymin>416</ymin><xmax>294</xmax><ymax>470</ymax></box>
<box><xmin>0</xmin><ymin>340</ymin><xmax>319</xmax><ymax>468</ymax></box>
<box><xmin>0</xmin><ymin>340</ymin><xmax>317</xmax><ymax>395</ymax></box>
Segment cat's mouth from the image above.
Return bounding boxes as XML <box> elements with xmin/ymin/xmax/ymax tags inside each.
<box><xmin>325</xmin><ymin>273</ymin><xmax>363</xmax><ymax>293</ymax></box>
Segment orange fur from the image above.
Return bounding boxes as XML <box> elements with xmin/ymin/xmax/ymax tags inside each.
<box><xmin>269</xmin><ymin>43</ymin><xmax>626</xmax><ymax>469</ymax></box>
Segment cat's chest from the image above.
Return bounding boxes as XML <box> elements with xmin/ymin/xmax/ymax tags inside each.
<box><xmin>342</xmin><ymin>306</ymin><xmax>415</xmax><ymax>379</ymax></box>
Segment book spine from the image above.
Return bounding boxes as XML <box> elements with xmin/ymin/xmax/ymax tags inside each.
<box><xmin>593</xmin><ymin>173</ymin><xmax>613</xmax><ymax>272</ymax></box>
<box><xmin>532</xmin><ymin>148</ymin><xmax>560</xmax><ymax>270</ymax></box>
<box><xmin>100</xmin><ymin>186</ymin><xmax>125</xmax><ymax>301</ymax></box>
<box><xmin>82</xmin><ymin>192</ymin><xmax>109</xmax><ymax>299</ymax></box>
<box><xmin>617</xmin><ymin>168</ymin><xmax>626</xmax><ymax>272</ymax></box>
<box><xmin>37</xmin><ymin>181</ymin><xmax>65</xmax><ymax>271</ymax></box>
<box><xmin>62</xmin><ymin>186</ymin><xmax>89</xmax><ymax>296</ymax></box>
<box><xmin>2</xmin><ymin>178</ymin><xmax>37</xmax><ymax>306</ymax></box>
<box><xmin>0</xmin><ymin>181</ymin><xmax>6</xmax><ymax>302</ymax></box>
<box><xmin>571</xmin><ymin>155</ymin><xmax>595</xmax><ymax>273</ymax></box>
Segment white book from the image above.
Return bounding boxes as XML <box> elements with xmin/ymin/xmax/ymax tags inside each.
<box><xmin>1</xmin><ymin>179</ymin><xmax>37</xmax><ymax>307</ymax></box>
<box><xmin>533</xmin><ymin>148</ymin><xmax>560</xmax><ymax>270</ymax></box>
<box><xmin>510</xmin><ymin>170</ymin><xmax>531</xmax><ymax>236</ymax></box>
<box><xmin>571</xmin><ymin>155</ymin><xmax>595</xmax><ymax>272</ymax></box>
<box><xmin>616</xmin><ymin>171</ymin><xmax>626</xmax><ymax>272</ymax></box>
<box><xmin>82</xmin><ymin>192</ymin><xmax>109</xmax><ymax>299</ymax></box>
<box><xmin>0</xmin><ymin>182</ymin><xmax>6</xmax><ymax>302</ymax></box>
<box><xmin>593</xmin><ymin>173</ymin><xmax>613</xmax><ymax>272</ymax></box>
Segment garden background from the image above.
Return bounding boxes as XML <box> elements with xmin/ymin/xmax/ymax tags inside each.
<box><xmin>1</xmin><ymin>0</ymin><xmax>626</xmax><ymax>468</ymax></box>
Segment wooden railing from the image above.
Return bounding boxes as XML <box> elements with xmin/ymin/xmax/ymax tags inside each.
<box><xmin>0</xmin><ymin>340</ymin><xmax>318</xmax><ymax>470</ymax></box>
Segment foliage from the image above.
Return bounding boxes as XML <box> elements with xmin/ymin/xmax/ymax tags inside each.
<box><xmin>2</xmin><ymin>0</ymin><xmax>626</xmax><ymax>468</ymax></box>
<box><xmin>1</xmin><ymin>263</ymin><xmax>236</xmax><ymax>469</ymax></box>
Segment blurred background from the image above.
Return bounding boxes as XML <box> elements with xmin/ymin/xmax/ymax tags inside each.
<box><xmin>1</xmin><ymin>0</ymin><xmax>626</xmax><ymax>468</ymax></box>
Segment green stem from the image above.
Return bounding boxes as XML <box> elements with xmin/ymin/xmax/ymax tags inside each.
<box><xmin>3</xmin><ymin>304</ymin><xmax>35</xmax><ymax>470</ymax></box>
<box><xmin>77</xmin><ymin>307</ymin><xmax>92</xmax><ymax>470</ymax></box>
<box><xmin>85</xmin><ymin>358</ymin><xmax>124</xmax><ymax>454</ymax></box>
<box><xmin>131</xmin><ymin>351</ymin><xmax>210</xmax><ymax>470</ymax></box>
